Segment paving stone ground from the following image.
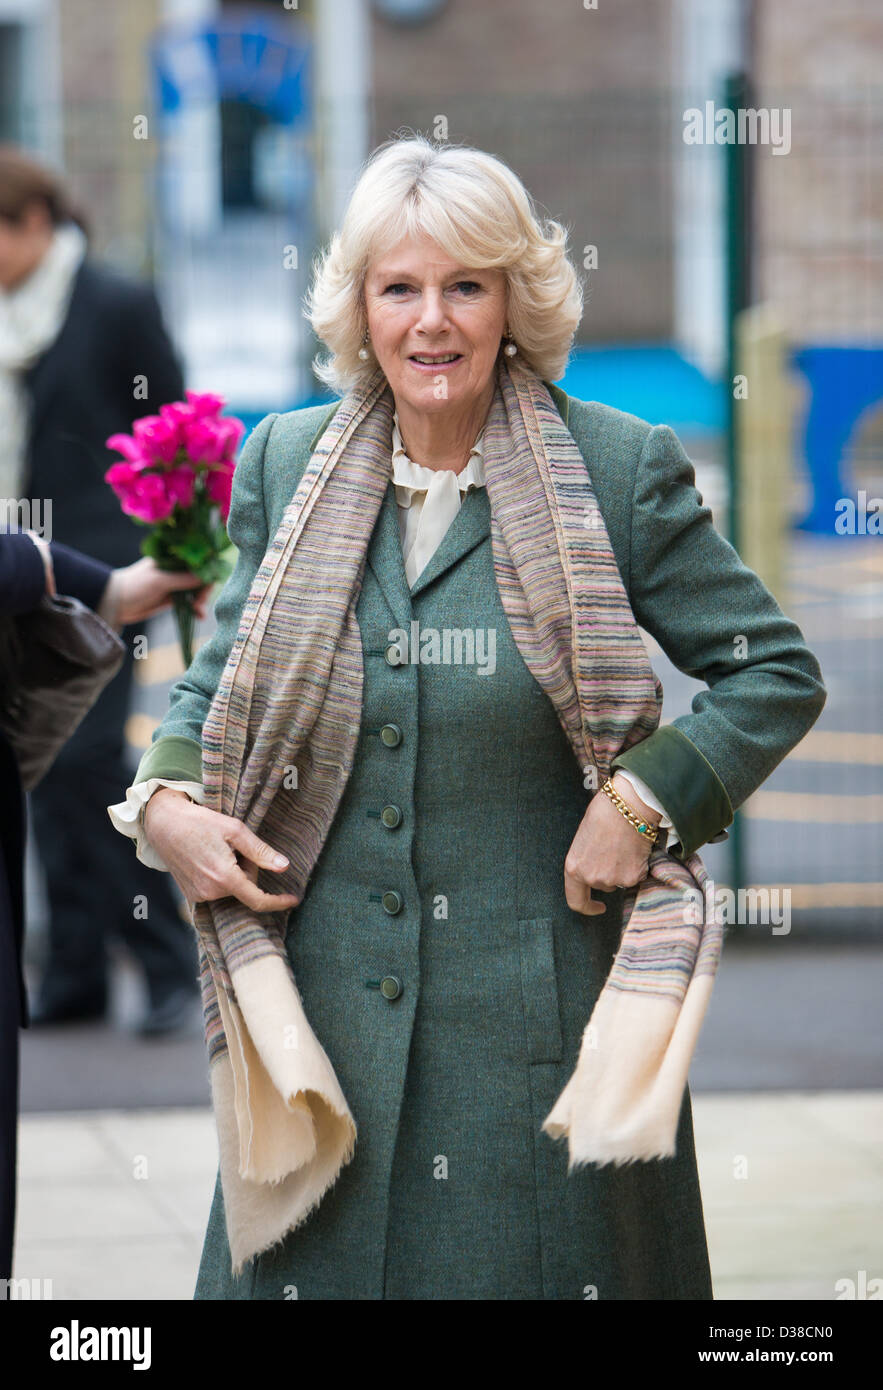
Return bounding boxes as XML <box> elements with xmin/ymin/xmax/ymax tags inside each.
<box><xmin>10</xmin><ymin>1094</ymin><xmax>881</xmax><ymax>1301</ymax></box>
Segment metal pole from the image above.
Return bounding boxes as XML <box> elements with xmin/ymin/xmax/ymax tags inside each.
<box><xmin>310</xmin><ymin>0</ymin><xmax>370</xmax><ymax>396</ymax></box>
<box><xmin>724</xmin><ymin>69</ymin><xmax>750</xmax><ymax>903</ymax></box>
<box><xmin>314</xmin><ymin>0</ymin><xmax>371</xmax><ymax>239</ymax></box>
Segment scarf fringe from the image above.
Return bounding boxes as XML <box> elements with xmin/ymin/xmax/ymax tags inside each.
<box><xmin>542</xmin><ymin>972</ymin><xmax>717</xmax><ymax>1167</ymax></box>
<box><xmin>213</xmin><ymin>953</ymin><xmax>357</xmax><ymax>1188</ymax></box>
<box><xmin>210</xmin><ymin>1057</ymin><xmax>357</xmax><ymax>1279</ymax></box>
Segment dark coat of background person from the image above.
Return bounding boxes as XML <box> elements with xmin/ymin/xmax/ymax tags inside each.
<box><xmin>0</xmin><ymin>532</ymin><xmax>110</xmax><ymax>1285</ymax></box>
<box><xmin>23</xmin><ymin>260</ymin><xmax>184</xmax><ymax>569</ymax></box>
<box><xmin>20</xmin><ymin>259</ymin><xmax>198</xmax><ymax>1024</ymax></box>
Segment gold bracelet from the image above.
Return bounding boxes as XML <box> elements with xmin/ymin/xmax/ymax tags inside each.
<box><xmin>600</xmin><ymin>778</ymin><xmax>660</xmax><ymax>845</ymax></box>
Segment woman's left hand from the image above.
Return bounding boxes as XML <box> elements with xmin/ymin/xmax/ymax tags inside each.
<box><xmin>99</xmin><ymin>557</ymin><xmax>211</xmax><ymax>627</ymax></box>
<box><xmin>564</xmin><ymin>773</ymin><xmax>661</xmax><ymax>916</ymax></box>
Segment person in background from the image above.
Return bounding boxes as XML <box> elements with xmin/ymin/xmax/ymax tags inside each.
<box><xmin>0</xmin><ymin>530</ymin><xmax>206</xmax><ymax>1289</ymax></box>
<box><xmin>0</xmin><ymin>145</ymin><xmax>199</xmax><ymax>1033</ymax></box>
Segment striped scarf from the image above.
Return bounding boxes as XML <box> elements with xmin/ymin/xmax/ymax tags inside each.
<box><xmin>193</xmin><ymin>357</ymin><xmax>719</xmax><ymax>1277</ymax></box>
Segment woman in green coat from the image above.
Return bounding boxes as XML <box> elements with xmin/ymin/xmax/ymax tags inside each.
<box><xmin>110</xmin><ymin>136</ymin><xmax>825</xmax><ymax>1300</ymax></box>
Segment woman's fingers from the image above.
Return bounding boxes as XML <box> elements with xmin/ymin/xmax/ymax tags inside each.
<box><xmin>563</xmin><ymin>796</ymin><xmax>653</xmax><ymax>916</ymax></box>
<box><xmin>109</xmin><ymin>558</ymin><xmax>213</xmax><ymax>625</ymax></box>
<box><xmin>229</xmin><ymin>856</ymin><xmax>301</xmax><ymax>911</ymax></box>
<box><xmin>571</xmin><ymin>888</ymin><xmax>607</xmax><ymax>916</ymax></box>
<box><xmin>564</xmin><ymin>868</ymin><xmax>608</xmax><ymax>915</ymax></box>
<box><xmin>143</xmin><ymin>798</ymin><xmax>301</xmax><ymax>914</ymax></box>
<box><xmin>188</xmin><ymin>843</ymin><xmax>299</xmax><ymax>911</ymax></box>
<box><xmin>223</xmin><ymin>862</ymin><xmax>301</xmax><ymax>913</ymax></box>
<box><xmin>191</xmin><ymin>584</ymin><xmax>211</xmax><ymax>620</ymax></box>
<box><xmin>224</xmin><ymin>821</ymin><xmax>301</xmax><ymax>910</ymax></box>
<box><xmin>566</xmin><ymin>866</ymin><xmax>637</xmax><ymax>907</ymax></box>
<box><xmin>227</xmin><ymin>820</ymin><xmax>291</xmax><ymax>873</ymax></box>
<box><xmin>185</xmin><ymin>858</ymin><xmax>299</xmax><ymax>913</ymax></box>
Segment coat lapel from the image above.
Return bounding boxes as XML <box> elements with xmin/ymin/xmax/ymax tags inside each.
<box><xmin>408</xmin><ymin>486</ymin><xmax>491</xmax><ymax>599</ymax></box>
<box><xmin>366</xmin><ymin>481</ymin><xmax>412</xmax><ymax>629</ymax></box>
<box><xmin>364</xmin><ymin>479</ymin><xmax>492</xmax><ymax>618</ymax></box>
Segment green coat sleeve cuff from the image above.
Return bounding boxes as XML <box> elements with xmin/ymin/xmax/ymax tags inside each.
<box><xmin>134</xmin><ymin>735</ymin><xmax>204</xmax><ymax>785</ymax></box>
<box><xmin>611</xmin><ymin>724</ymin><xmax>733</xmax><ymax>858</ymax></box>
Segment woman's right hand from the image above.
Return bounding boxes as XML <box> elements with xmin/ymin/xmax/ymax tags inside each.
<box><xmin>143</xmin><ymin>787</ymin><xmax>301</xmax><ymax>913</ymax></box>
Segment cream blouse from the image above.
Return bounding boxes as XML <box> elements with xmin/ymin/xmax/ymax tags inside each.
<box><xmin>391</xmin><ymin>410</ymin><xmax>486</xmax><ymax>586</ymax></box>
<box><xmin>108</xmin><ymin>414</ymin><xmax>672</xmax><ymax>867</ymax></box>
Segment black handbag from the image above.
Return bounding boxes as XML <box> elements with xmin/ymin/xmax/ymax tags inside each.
<box><xmin>0</xmin><ymin>593</ymin><xmax>126</xmax><ymax>791</ymax></box>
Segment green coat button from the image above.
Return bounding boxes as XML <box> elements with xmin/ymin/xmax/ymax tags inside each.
<box><xmin>381</xmin><ymin>804</ymin><xmax>403</xmax><ymax>829</ymax></box>
<box><xmin>380</xmin><ymin>975</ymin><xmax>403</xmax><ymax>1000</ymax></box>
<box><xmin>385</xmin><ymin>644</ymin><xmax>405</xmax><ymax>667</ymax></box>
<box><xmin>381</xmin><ymin>890</ymin><xmax>403</xmax><ymax>915</ymax></box>
<box><xmin>380</xmin><ymin>723</ymin><xmax>403</xmax><ymax>747</ymax></box>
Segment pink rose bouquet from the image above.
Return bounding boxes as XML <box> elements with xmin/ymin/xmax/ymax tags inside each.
<box><xmin>105</xmin><ymin>391</ymin><xmax>245</xmax><ymax>665</ymax></box>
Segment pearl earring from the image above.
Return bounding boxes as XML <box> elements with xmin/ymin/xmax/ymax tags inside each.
<box><xmin>503</xmin><ymin>331</ymin><xmax>517</xmax><ymax>357</ymax></box>
<box><xmin>358</xmin><ymin>330</ymin><xmax>371</xmax><ymax>362</ymax></box>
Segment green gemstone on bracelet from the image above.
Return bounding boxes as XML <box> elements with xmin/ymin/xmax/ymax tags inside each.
<box><xmin>638</xmin><ymin>822</ymin><xmax>647</xmax><ymax>833</ymax></box>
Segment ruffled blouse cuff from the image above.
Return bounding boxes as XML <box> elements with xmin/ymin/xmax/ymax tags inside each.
<box><xmin>107</xmin><ymin>778</ymin><xmax>206</xmax><ymax>872</ymax></box>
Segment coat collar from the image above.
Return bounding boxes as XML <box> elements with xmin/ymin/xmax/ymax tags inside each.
<box><xmin>306</xmin><ymin>379</ymin><xmax>570</xmax><ymax>617</ymax></box>
<box><xmin>408</xmin><ymin>484</ymin><xmax>490</xmax><ymax>599</ymax></box>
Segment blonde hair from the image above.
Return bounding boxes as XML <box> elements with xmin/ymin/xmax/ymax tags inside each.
<box><xmin>305</xmin><ymin>134</ymin><xmax>583</xmax><ymax>394</ymax></box>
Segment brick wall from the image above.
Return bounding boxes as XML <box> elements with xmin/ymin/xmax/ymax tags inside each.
<box><xmin>753</xmin><ymin>0</ymin><xmax>883</xmax><ymax>345</ymax></box>
<box><xmin>58</xmin><ymin>0</ymin><xmax>162</xmax><ymax>273</ymax></box>
<box><xmin>370</xmin><ymin>0</ymin><xmax>677</xmax><ymax>343</ymax></box>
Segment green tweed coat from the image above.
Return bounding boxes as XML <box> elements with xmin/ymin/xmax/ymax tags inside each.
<box><xmin>136</xmin><ymin>383</ymin><xmax>826</xmax><ymax>1301</ymax></box>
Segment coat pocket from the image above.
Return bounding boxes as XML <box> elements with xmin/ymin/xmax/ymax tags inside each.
<box><xmin>517</xmin><ymin>917</ymin><xmax>564</xmax><ymax>1064</ymax></box>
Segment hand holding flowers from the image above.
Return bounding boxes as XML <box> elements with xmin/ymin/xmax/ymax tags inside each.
<box><xmin>105</xmin><ymin>391</ymin><xmax>245</xmax><ymax>664</ymax></box>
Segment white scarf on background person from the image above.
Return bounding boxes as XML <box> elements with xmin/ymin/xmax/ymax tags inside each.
<box><xmin>0</xmin><ymin>222</ymin><xmax>87</xmax><ymax>505</ymax></box>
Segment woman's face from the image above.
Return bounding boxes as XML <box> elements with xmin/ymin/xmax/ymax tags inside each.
<box><xmin>0</xmin><ymin>202</ymin><xmax>53</xmax><ymax>290</ymax></box>
<box><xmin>362</xmin><ymin>234</ymin><xmax>508</xmax><ymax>418</ymax></box>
